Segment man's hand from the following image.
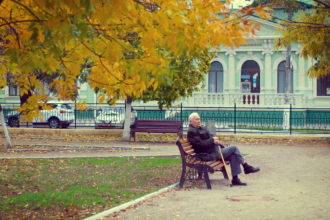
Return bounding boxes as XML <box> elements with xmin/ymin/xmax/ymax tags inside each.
<box><xmin>213</xmin><ymin>137</ymin><xmax>219</xmax><ymax>144</ymax></box>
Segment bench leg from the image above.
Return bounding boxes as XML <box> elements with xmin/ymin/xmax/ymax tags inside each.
<box><xmin>198</xmin><ymin>171</ymin><xmax>203</xmax><ymax>180</ymax></box>
<box><xmin>204</xmin><ymin>172</ymin><xmax>212</xmax><ymax>189</ymax></box>
<box><xmin>179</xmin><ymin>166</ymin><xmax>186</xmax><ymax>188</ymax></box>
<box><xmin>130</xmin><ymin>132</ymin><xmax>135</xmax><ymax>142</ymax></box>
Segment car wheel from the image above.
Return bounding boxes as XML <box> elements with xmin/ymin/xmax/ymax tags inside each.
<box><xmin>49</xmin><ymin>118</ymin><xmax>59</xmax><ymax>129</ymax></box>
<box><xmin>8</xmin><ymin>118</ymin><xmax>19</xmax><ymax>127</ymax></box>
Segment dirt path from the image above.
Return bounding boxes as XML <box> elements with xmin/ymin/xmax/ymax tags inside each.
<box><xmin>109</xmin><ymin>144</ymin><xmax>330</xmax><ymax>220</ymax></box>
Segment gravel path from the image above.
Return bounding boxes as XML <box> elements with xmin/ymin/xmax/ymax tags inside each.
<box><xmin>1</xmin><ymin>137</ymin><xmax>330</xmax><ymax>220</ymax></box>
<box><xmin>108</xmin><ymin>144</ymin><xmax>330</xmax><ymax>220</ymax></box>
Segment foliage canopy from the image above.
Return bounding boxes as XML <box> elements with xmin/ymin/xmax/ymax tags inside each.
<box><xmin>265</xmin><ymin>0</ymin><xmax>330</xmax><ymax>78</ymax></box>
<box><xmin>0</xmin><ymin>0</ymin><xmax>271</xmax><ymax>121</ymax></box>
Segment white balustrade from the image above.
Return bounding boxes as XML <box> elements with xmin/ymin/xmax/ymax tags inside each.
<box><xmin>189</xmin><ymin>93</ymin><xmax>304</xmax><ymax>108</ymax></box>
<box><xmin>132</xmin><ymin>93</ymin><xmax>304</xmax><ymax>108</ymax></box>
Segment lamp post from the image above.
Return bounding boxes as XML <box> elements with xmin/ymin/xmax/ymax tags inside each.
<box><xmin>284</xmin><ymin>56</ymin><xmax>293</xmax><ymax>104</ymax></box>
<box><xmin>283</xmin><ymin>57</ymin><xmax>293</xmax><ymax>131</ymax></box>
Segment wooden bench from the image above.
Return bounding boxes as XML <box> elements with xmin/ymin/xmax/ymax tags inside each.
<box><xmin>130</xmin><ymin>120</ymin><xmax>184</xmax><ymax>141</ymax></box>
<box><xmin>176</xmin><ymin>140</ymin><xmax>231</xmax><ymax>189</ymax></box>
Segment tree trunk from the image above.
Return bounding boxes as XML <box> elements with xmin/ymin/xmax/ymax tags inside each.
<box><xmin>20</xmin><ymin>88</ymin><xmax>32</xmax><ymax>107</ymax></box>
<box><xmin>284</xmin><ymin>9</ymin><xmax>292</xmax><ymax>104</ymax></box>
<box><xmin>121</xmin><ymin>96</ymin><xmax>132</xmax><ymax>141</ymax></box>
<box><xmin>0</xmin><ymin>104</ymin><xmax>12</xmax><ymax>148</ymax></box>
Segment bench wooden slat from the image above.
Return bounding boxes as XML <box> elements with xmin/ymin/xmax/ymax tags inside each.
<box><xmin>131</xmin><ymin>129</ymin><xmax>180</xmax><ymax>133</ymax></box>
<box><xmin>212</xmin><ymin>164</ymin><xmax>225</xmax><ymax>171</ymax></box>
<box><xmin>183</xmin><ymin>146</ymin><xmax>193</xmax><ymax>151</ymax></box>
<box><xmin>136</xmin><ymin>123</ymin><xmax>183</xmax><ymax>125</ymax></box>
<box><xmin>186</xmin><ymin>149</ymin><xmax>195</xmax><ymax>155</ymax></box>
<box><xmin>180</xmin><ymin>139</ymin><xmax>190</xmax><ymax>144</ymax></box>
<box><xmin>130</xmin><ymin>119</ymin><xmax>184</xmax><ymax>141</ymax></box>
<box><xmin>181</xmin><ymin>142</ymin><xmax>192</xmax><ymax>147</ymax></box>
<box><xmin>206</xmin><ymin>161</ymin><xmax>221</xmax><ymax>166</ymax></box>
<box><xmin>135</xmin><ymin>124</ymin><xmax>182</xmax><ymax>128</ymax></box>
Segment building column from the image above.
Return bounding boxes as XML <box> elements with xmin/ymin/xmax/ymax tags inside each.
<box><xmin>262</xmin><ymin>50</ymin><xmax>273</xmax><ymax>93</ymax></box>
<box><xmin>296</xmin><ymin>50</ymin><xmax>305</xmax><ymax>93</ymax></box>
<box><xmin>307</xmin><ymin>57</ymin><xmax>314</xmax><ymax>95</ymax></box>
<box><xmin>225</xmin><ymin>49</ymin><xmax>236</xmax><ymax>93</ymax></box>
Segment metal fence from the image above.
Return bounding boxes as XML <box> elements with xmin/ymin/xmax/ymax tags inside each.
<box><xmin>1</xmin><ymin>102</ymin><xmax>330</xmax><ymax>134</ymax></box>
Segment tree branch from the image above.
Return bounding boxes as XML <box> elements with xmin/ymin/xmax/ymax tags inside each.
<box><xmin>272</xmin><ymin>15</ymin><xmax>330</xmax><ymax>28</ymax></box>
<box><xmin>133</xmin><ymin>0</ymin><xmax>159</xmax><ymax>12</ymax></box>
<box><xmin>0</xmin><ymin>17</ymin><xmax>21</xmax><ymax>49</ymax></box>
<box><xmin>9</xmin><ymin>0</ymin><xmax>41</xmax><ymax>21</ymax></box>
<box><xmin>313</xmin><ymin>0</ymin><xmax>330</xmax><ymax>9</ymax></box>
<box><xmin>0</xmin><ymin>19</ymin><xmax>46</xmax><ymax>27</ymax></box>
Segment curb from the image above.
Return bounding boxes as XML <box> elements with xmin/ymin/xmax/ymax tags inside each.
<box><xmin>0</xmin><ymin>145</ymin><xmax>150</xmax><ymax>152</ymax></box>
<box><xmin>0</xmin><ymin>154</ymin><xmax>180</xmax><ymax>159</ymax></box>
<box><xmin>0</xmin><ymin>136</ymin><xmax>120</xmax><ymax>142</ymax></box>
<box><xmin>0</xmin><ymin>128</ymin><xmax>124</xmax><ymax>136</ymax></box>
<box><xmin>2</xmin><ymin>128</ymin><xmax>330</xmax><ymax>141</ymax></box>
<box><xmin>83</xmin><ymin>182</ymin><xmax>179</xmax><ymax>220</ymax></box>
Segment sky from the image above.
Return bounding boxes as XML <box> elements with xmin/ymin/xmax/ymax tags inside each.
<box><xmin>232</xmin><ymin>0</ymin><xmax>253</xmax><ymax>9</ymax></box>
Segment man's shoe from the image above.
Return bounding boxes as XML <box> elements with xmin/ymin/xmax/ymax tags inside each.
<box><xmin>232</xmin><ymin>178</ymin><xmax>247</xmax><ymax>186</ymax></box>
<box><xmin>244</xmin><ymin>166</ymin><xmax>260</xmax><ymax>174</ymax></box>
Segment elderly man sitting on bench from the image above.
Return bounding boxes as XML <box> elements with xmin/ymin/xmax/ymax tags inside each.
<box><xmin>187</xmin><ymin>112</ymin><xmax>260</xmax><ymax>186</ymax></box>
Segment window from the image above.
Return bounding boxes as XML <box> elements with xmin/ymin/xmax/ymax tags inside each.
<box><xmin>208</xmin><ymin>61</ymin><xmax>223</xmax><ymax>93</ymax></box>
<box><xmin>241</xmin><ymin>60</ymin><xmax>260</xmax><ymax>93</ymax></box>
<box><xmin>7</xmin><ymin>72</ymin><xmax>19</xmax><ymax>96</ymax></box>
<box><xmin>36</xmin><ymin>81</ymin><xmax>51</xmax><ymax>95</ymax></box>
<box><xmin>317</xmin><ymin>75</ymin><xmax>330</xmax><ymax>96</ymax></box>
<box><xmin>277</xmin><ymin>61</ymin><xmax>293</xmax><ymax>93</ymax></box>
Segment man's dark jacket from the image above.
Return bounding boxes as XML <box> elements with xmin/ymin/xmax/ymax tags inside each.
<box><xmin>187</xmin><ymin>124</ymin><xmax>218</xmax><ymax>159</ymax></box>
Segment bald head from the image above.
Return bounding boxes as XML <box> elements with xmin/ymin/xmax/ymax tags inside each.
<box><xmin>189</xmin><ymin>112</ymin><xmax>201</xmax><ymax>128</ymax></box>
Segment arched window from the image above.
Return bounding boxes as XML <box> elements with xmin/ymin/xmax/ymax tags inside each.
<box><xmin>241</xmin><ymin>60</ymin><xmax>260</xmax><ymax>93</ymax></box>
<box><xmin>277</xmin><ymin>61</ymin><xmax>293</xmax><ymax>93</ymax></box>
<box><xmin>208</xmin><ymin>61</ymin><xmax>223</xmax><ymax>93</ymax></box>
<box><xmin>317</xmin><ymin>75</ymin><xmax>330</xmax><ymax>96</ymax></box>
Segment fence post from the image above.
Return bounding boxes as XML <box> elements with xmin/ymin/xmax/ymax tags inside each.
<box><xmin>234</xmin><ymin>103</ymin><xmax>236</xmax><ymax>134</ymax></box>
<box><xmin>181</xmin><ymin>102</ymin><xmax>182</xmax><ymax>121</ymax></box>
<box><xmin>75</xmin><ymin>99</ymin><xmax>77</xmax><ymax>129</ymax></box>
<box><xmin>290</xmin><ymin>103</ymin><xmax>292</xmax><ymax>135</ymax></box>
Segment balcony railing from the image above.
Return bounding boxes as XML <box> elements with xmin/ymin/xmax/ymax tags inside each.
<box><xmin>173</xmin><ymin>93</ymin><xmax>304</xmax><ymax>108</ymax></box>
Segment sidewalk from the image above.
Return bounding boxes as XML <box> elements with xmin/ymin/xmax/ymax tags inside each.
<box><xmin>1</xmin><ymin>129</ymin><xmax>330</xmax><ymax>220</ymax></box>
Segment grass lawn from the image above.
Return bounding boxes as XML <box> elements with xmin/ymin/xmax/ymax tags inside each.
<box><xmin>0</xmin><ymin>157</ymin><xmax>181</xmax><ymax>219</ymax></box>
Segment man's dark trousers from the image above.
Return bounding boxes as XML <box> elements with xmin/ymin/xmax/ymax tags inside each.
<box><xmin>213</xmin><ymin>145</ymin><xmax>244</xmax><ymax>177</ymax></box>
